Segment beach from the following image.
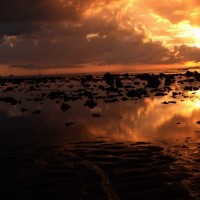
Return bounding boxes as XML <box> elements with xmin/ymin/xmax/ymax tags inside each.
<box><xmin>1</xmin><ymin>71</ymin><xmax>200</xmax><ymax>199</ymax></box>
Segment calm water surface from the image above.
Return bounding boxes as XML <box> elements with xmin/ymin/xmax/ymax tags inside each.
<box><xmin>1</xmin><ymin>72</ymin><xmax>200</xmax><ymax>199</ymax></box>
<box><xmin>1</xmin><ymin>73</ymin><xmax>200</xmax><ymax>145</ymax></box>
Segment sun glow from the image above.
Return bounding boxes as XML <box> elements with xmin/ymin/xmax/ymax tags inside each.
<box><xmin>177</xmin><ymin>23</ymin><xmax>200</xmax><ymax>47</ymax></box>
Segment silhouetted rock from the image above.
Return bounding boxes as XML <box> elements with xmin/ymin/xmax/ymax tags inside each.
<box><xmin>83</xmin><ymin>91</ymin><xmax>93</xmax><ymax>99</ymax></box>
<box><xmin>61</xmin><ymin>103</ymin><xmax>71</xmax><ymax>112</ymax></box>
<box><xmin>4</xmin><ymin>87</ymin><xmax>14</xmax><ymax>92</ymax></box>
<box><xmin>186</xmin><ymin>71</ymin><xmax>193</xmax><ymax>77</ymax></box>
<box><xmin>165</xmin><ymin>75</ymin><xmax>173</xmax><ymax>86</ymax></box>
<box><xmin>155</xmin><ymin>92</ymin><xmax>167</xmax><ymax>96</ymax></box>
<box><xmin>134</xmin><ymin>81</ymin><xmax>140</xmax><ymax>85</ymax></box>
<box><xmin>162</xmin><ymin>101</ymin><xmax>169</xmax><ymax>104</ymax></box>
<box><xmin>184</xmin><ymin>86</ymin><xmax>193</xmax><ymax>91</ymax></box>
<box><xmin>194</xmin><ymin>71</ymin><xmax>200</xmax><ymax>80</ymax></box>
<box><xmin>103</xmin><ymin>73</ymin><xmax>114</xmax><ymax>85</ymax></box>
<box><xmin>65</xmin><ymin>122</ymin><xmax>74</xmax><ymax>126</ymax></box>
<box><xmin>135</xmin><ymin>73</ymin><xmax>150</xmax><ymax>80</ymax></box>
<box><xmin>92</xmin><ymin>113</ymin><xmax>101</xmax><ymax>117</ymax></box>
<box><xmin>121</xmin><ymin>97</ymin><xmax>128</xmax><ymax>101</ymax></box>
<box><xmin>115</xmin><ymin>77</ymin><xmax>122</xmax><ymax>88</ymax></box>
<box><xmin>127</xmin><ymin>89</ymin><xmax>147</xmax><ymax>98</ymax></box>
<box><xmin>48</xmin><ymin>91</ymin><xmax>64</xmax><ymax>100</ymax></box>
<box><xmin>159</xmin><ymin>73</ymin><xmax>165</xmax><ymax>78</ymax></box>
<box><xmin>147</xmin><ymin>76</ymin><xmax>161</xmax><ymax>88</ymax></box>
<box><xmin>84</xmin><ymin>100</ymin><xmax>97</xmax><ymax>109</ymax></box>
<box><xmin>21</xmin><ymin>108</ymin><xmax>28</xmax><ymax>112</ymax></box>
<box><xmin>98</xmin><ymin>85</ymin><xmax>105</xmax><ymax>90</ymax></box>
<box><xmin>124</xmin><ymin>73</ymin><xmax>129</xmax><ymax>79</ymax></box>
<box><xmin>32</xmin><ymin>110</ymin><xmax>42</xmax><ymax>114</ymax></box>
<box><xmin>0</xmin><ymin>97</ymin><xmax>18</xmax><ymax>105</ymax></box>
<box><xmin>81</xmin><ymin>75</ymin><xmax>93</xmax><ymax>84</ymax></box>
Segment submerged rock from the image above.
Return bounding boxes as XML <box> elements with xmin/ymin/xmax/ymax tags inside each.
<box><xmin>61</xmin><ymin>103</ymin><xmax>71</xmax><ymax>112</ymax></box>
<box><xmin>127</xmin><ymin>89</ymin><xmax>147</xmax><ymax>99</ymax></box>
<box><xmin>48</xmin><ymin>91</ymin><xmax>64</xmax><ymax>100</ymax></box>
<box><xmin>92</xmin><ymin>113</ymin><xmax>101</xmax><ymax>117</ymax></box>
<box><xmin>21</xmin><ymin>108</ymin><xmax>28</xmax><ymax>112</ymax></box>
<box><xmin>0</xmin><ymin>97</ymin><xmax>19</xmax><ymax>105</ymax></box>
<box><xmin>65</xmin><ymin>122</ymin><xmax>74</xmax><ymax>126</ymax></box>
<box><xmin>84</xmin><ymin>100</ymin><xmax>97</xmax><ymax>109</ymax></box>
<box><xmin>32</xmin><ymin>110</ymin><xmax>42</xmax><ymax>114</ymax></box>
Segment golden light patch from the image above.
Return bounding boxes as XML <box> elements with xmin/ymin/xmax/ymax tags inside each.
<box><xmin>177</xmin><ymin>22</ymin><xmax>200</xmax><ymax>47</ymax></box>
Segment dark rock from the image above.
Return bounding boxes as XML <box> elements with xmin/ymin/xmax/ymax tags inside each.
<box><xmin>121</xmin><ymin>97</ymin><xmax>128</xmax><ymax>101</ymax></box>
<box><xmin>0</xmin><ymin>97</ymin><xmax>18</xmax><ymax>105</ymax></box>
<box><xmin>187</xmin><ymin>78</ymin><xmax>195</xmax><ymax>83</ymax></box>
<box><xmin>159</xmin><ymin>73</ymin><xmax>165</xmax><ymax>78</ymax></box>
<box><xmin>115</xmin><ymin>77</ymin><xmax>122</xmax><ymax>88</ymax></box>
<box><xmin>81</xmin><ymin>75</ymin><xmax>93</xmax><ymax>83</ymax></box>
<box><xmin>196</xmin><ymin>121</ymin><xmax>200</xmax><ymax>124</ymax></box>
<box><xmin>83</xmin><ymin>91</ymin><xmax>93</xmax><ymax>99</ymax></box>
<box><xmin>98</xmin><ymin>85</ymin><xmax>105</xmax><ymax>90</ymax></box>
<box><xmin>84</xmin><ymin>100</ymin><xmax>97</xmax><ymax>109</ymax></box>
<box><xmin>4</xmin><ymin>87</ymin><xmax>14</xmax><ymax>92</ymax></box>
<box><xmin>124</xmin><ymin>73</ymin><xmax>129</xmax><ymax>79</ymax></box>
<box><xmin>194</xmin><ymin>71</ymin><xmax>200</xmax><ymax>80</ymax></box>
<box><xmin>155</xmin><ymin>92</ymin><xmax>167</xmax><ymax>96</ymax></box>
<box><xmin>48</xmin><ymin>91</ymin><xmax>64</xmax><ymax>100</ymax></box>
<box><xmin>61</xmin><ymin>103</ymin><xmax>71</xmax><ymax>112</ymax></box>
<box><xmin>134</xmin><ymin>81</ymin><xmax>140</xmax><ymax>85</ymax></box>
<box><xmin>186</xmin><ymin>71</ymin><xmax>193</xmax><ymax>77</ymax></box>
<box><xmin>136</xmin><ymin>73</ymin><xmax>150</xmax><ymax>81</ymax></box>
<box><xmin>92</xmin><ymin>113</ymin><xmax>101</xmax><ymax>117</ymax></box>
<box><xmin>165</xmin><ymin>75</ymin><xmax>172</xmax><ymax>86</ymax></box>
<box><xmin>184</xmin><ymin>86</ymin><xmax>193</xmax><ymax>91</ymax></box>
<box><xmin>21</xmin><ymin>108</ymin><xmax>28</xmax><ymax>112</ymax></box>
<box><xmin>168</xmin><ymin>101</ymin><xmax>176</xmax><ymax>104</ymax></box>
<box><xmin>32</xmin><ymin>110</ymin><xmax>42</xmax><ymax>114</ymax></box>
<box><xmin>103</xmin><ymin>73</ymin><xmax>114</xmax><ymax>85</ymax></box>
<box><xmin>127</xmin><ymin>89</ymin><xmax>147</xmax><ymax>98</ymax></box>
<box><xmin>147</xmin><ymin>76</ymin><xmax>161</xmax><ymax>88</ymax></box>
<box><xmin>65</xmin><ymin>122</ymin><xmax>74</xmax><ymax>126</ymax></box>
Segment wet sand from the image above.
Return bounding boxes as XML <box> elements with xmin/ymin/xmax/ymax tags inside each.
<box><xmin>1</xmin><ymin>71</ymin><xmax>200</xmax><ymax>199</ymax></box>
<box><xmin>0</xmin><ymin>140</ymin><xmax>195</xmax><ymax>200</ymax></box>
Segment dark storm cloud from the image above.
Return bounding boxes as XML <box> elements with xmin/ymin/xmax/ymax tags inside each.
<box><xmin>0</xmin><ymin>23</ymin><xmax>41</xmax><ymax>37</ymax></box>
<box><xmin>0</xmin><ymin>0</ymin><xmax>78</xmax><ymax>23</ymax></box>
<box><xmin>0</xmin><ymin>0</ymin><xmax>95</xmax><ymax>36</ymax></box>
<box><xmin>176</xmin><ymin>45</ymin><xmax>200</xmax><ymax>62</ymax></box>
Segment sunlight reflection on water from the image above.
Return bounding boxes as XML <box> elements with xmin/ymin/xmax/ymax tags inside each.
<box><xmin>1</xmin><ymin>73</ymin><xmax>200</xmax><ymax>199</ymax></box>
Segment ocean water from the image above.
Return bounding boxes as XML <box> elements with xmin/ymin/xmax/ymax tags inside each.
<box><xmin>1</xmin><ymin>71</ymin><xmax>200</xmax><ymax>199</ymax></box>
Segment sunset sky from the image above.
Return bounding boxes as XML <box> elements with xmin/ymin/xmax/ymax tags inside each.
<box><xmin>1</xmin><ymin>0</ymin><xmax>200</xmax><ymax>75</ymax></box>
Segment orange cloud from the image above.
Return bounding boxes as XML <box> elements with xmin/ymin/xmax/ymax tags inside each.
<box><xmin>137</xmin><ymin>0</ymin><xmax>200</xmax><ymax>25</ymax></box>
<box><xmin>0</xmin><ymin>0</ymin><xmax>200</xmax><ymax>75</ymax></box>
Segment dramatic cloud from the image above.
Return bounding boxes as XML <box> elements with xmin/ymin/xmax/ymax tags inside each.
<box><xmin>0</xmin><ymin>0</ymin><xmax>200</xmax><ymax>75</ymax></box>
<box><xmin>138</xmin><ymin>0</ymin><xmax>200</xmax><ymax>25</ymax></box>
<box><xmin>176</xmin><ymin>45</ymin><xmax>200</xmax><ymax>62</ymax></box>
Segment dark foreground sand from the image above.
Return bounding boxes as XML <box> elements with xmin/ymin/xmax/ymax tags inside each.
<box><xmin>0</xmin><ymin>140</ymin><xmax>195</xmax><ymax>200</ymax></box>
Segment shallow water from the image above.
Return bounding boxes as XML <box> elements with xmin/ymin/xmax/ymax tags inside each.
<box><xmin>1</xmin><ymin>72</ymin><xmax>200</xmax><ymax>199</ymax></box>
